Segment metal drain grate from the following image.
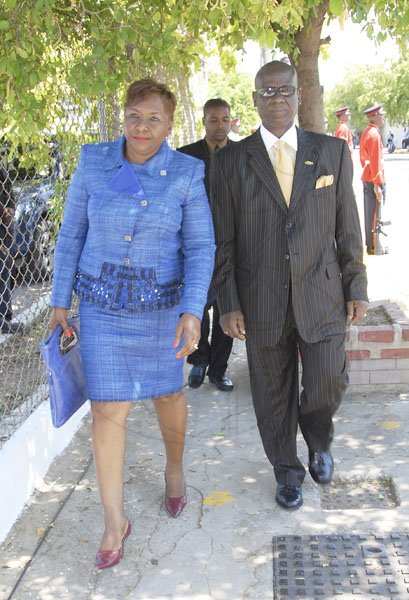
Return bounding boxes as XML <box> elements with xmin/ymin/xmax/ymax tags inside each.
<box><xmin>272</xmin><ymin>533</ymin><xmax>409</xmax><ymax>598</ymax></box>
<box><xmin>320</xmin><ymin>477</ymin><xmax>399</xmax><ymax>510</ymax></box>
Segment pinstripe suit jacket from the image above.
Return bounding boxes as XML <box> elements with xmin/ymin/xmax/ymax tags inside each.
<box><xmin>210</xmin><ymin>128</ymin><xmax>368</xmax><ymax>346</ymax></box>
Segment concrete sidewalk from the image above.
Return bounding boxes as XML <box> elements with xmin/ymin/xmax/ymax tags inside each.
<box><xmin>1</xmin><ymin>340</ymin><xmax>409</xmax><ymax>600</ymax></box>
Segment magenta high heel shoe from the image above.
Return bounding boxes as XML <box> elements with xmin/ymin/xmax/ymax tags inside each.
<box><xmin>94</xmin><ymin>519</ymin><xmax>132</xmax><ymax>570</ymax></box>
<box><xmin>165</xmin><ymin>493</ymin><xmax>187</xmax><ymax>518</ymax></box>
<box><xmin>165</xmin><ymin>474</ymin><xmax>187</xmax><ymax>517</ymax></box>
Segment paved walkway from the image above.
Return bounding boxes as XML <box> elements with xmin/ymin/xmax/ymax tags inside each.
<box><xmin>1</xmin><ymin>342</ymin><xmax>408</xmax><ymax>600</ymax></box>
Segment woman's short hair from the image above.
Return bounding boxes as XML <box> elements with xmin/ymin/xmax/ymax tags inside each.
<box><xmin>125</xmin><ymin>78</ymin><xmax>177</xmax><ymax>118</ymax></box>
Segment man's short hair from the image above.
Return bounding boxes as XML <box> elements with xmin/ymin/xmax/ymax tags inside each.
<box><xmin>255</xmin><ymin>61</ymin><xmax>298</xmax><ymax>88</ymax></box>
<box><xmin>203</xmin><ymin>99</ymin><xmax>231</xmax><ymax>116</ymax></box>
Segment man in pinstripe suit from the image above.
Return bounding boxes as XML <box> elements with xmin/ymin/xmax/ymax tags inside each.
<box><xmin>210</xmin><ymin>61</ymin><xmax>368</xmax><ymax>510</ymax></box>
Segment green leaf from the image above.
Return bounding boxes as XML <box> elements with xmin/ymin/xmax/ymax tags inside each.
<box><xmin>29</xmin><ymin>71</ymin><xmax>38</xmax><ymax>86</ymax></box>
<box><xmin>378</xmin><ymin>12</ymin><xmax>389</xmax><ymax>28</ymax></box>
<box><xmin>93</xmin><ymin>44</ymin><xmax>105</xmax><ymax>57</ymax></box>
<box><xmin>16</xmin><ymin>47</ymin><xmax>29</xmax><ymax>59</ymax></box>
<box><xmin>208</xmin><ymin>8</ymin><xmax>222</xmax><ymax>26</ymax></box>
<box><xmin>264</xmin><ymin>28</ymin><xmax>277</xmax><ymax>48</ymax></box>
<box><xmin>329</xmin><ymin>0</ymin><xmax>345</xmax><ymax>17</ymax></box>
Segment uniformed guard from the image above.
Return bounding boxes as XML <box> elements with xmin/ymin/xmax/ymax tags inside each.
<box><xmin>334</xmin><ymin>107</ymin><xmax>353</xmax><ymax>159</ymax></box>
<box><xmin>359</xmin><ymin>104</ymin><xmax>388</xmax><ymax>255</ymax></box>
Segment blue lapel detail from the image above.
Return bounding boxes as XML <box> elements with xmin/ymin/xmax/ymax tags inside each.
<box><xmin>107</xmin><ymin>160</ymin><xmax>147</xmax><ymax>198</ymax></box>
<box><xmin>105</xmin><ymin>137</ymin><xmax>172</xmax><ymax>196</ymax></box>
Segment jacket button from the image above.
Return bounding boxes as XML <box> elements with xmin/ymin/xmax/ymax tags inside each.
<box><xmin>286</xmin><ymin>222</ymin><xmax>292</xmax><ymax>229</ymax></box>
<box><xmin>283</xmin><ymin>283</ymin><xmax>288</xmax><ymax>289</ymax></box>
<box><xmin>124</xmin><ymin>235</ymin><xmax>132</xmax><ymax>242</ymax></box>
<box><xmin>284</xmin><ymin>254</ymin><xmax>290</xmax><ymax>260</ymax></box>
<box><xmin>123</xmin><ymin>258</ymin><xmax>131</xmax><ymax>266</ymax></box>
<box><xmin>140</xmin><ymin>199</ymin><xmax>148</xmax><ymax>207</ymax></box>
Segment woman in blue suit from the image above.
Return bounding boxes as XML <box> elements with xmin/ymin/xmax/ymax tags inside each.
<box><xmin>50</xmin><ymin>79</ymin><xmax>215</xmax><ymax>569</ymax></box>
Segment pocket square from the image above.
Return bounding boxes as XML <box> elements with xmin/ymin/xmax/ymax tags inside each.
<box><xmin>315</xmin><ymin>174</ymin><xmax>334</xmax><ymax>189</ymax></box>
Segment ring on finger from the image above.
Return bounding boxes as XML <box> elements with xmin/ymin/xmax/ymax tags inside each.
<box><xmin>193</xmin><ymin>343</ymin><xmax>199</xmax><ymax>350</ymax></box>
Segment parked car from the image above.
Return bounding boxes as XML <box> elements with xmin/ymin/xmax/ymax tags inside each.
<box><xmin>12</xmin><ymin>178</ymin><xmax>56</xmax><ymax>282</ymax></box>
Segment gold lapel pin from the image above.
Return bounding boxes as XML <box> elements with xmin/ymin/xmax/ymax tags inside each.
<box><xmin>304</xmin><ymin>160</ymin><xmax>314</xmax><ymax>165</ymax></box>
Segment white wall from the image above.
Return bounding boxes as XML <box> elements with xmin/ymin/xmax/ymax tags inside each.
<box><xmin>0</xmin><ymin>393</ymin><xmax>89</xmax><ymax>543</ymax></box>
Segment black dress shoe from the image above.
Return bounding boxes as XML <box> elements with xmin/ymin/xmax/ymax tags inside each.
<box><xmin>208</xmin><ymin>373</ymin><xmax>234</xmax><ymax>391</ymax></box>
<box><xmin>275</xmin><ymin>484</ymin><xmax>303</xmax><ymax>510</ymax></box>
<box><xmin>1</xmin><ymin>321</ymin><xmax>24</xmax><ymax>335</ymax></box>
<box><xmin>188</xmin><ymin>365</ymin><xmax>206</xmax><ymax>388</ymax></box>
<box><xmin>308</xmin><ymin>450</ymin><xmax>334</xmax><ymax>484</ymax></box>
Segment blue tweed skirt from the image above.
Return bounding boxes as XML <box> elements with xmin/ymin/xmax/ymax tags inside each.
<box><xmin>79</xmin><ymin>300</ymin><xmax>184</xmax><ymax>402</ymax></box>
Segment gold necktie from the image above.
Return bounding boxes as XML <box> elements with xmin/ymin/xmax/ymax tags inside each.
<box><xmin>270</xmin><ymin>140</ymin><xmax>295</xmax><ymax>206</ymax></box>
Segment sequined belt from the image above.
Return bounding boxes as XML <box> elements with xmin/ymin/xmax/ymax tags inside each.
<box><xmin>74</xmin><ymin>263</ymin><xmax>184</xmax><ymax>313</ymax></box>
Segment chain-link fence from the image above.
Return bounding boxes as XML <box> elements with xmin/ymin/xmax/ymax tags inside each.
<box><xmin>0</xmin><ymin>106</ymin><xmax>97</xmax><ymax>447</ymax></box>
<box><xmin>0</xmin><ymin>82</ymin><xmax>197</xmax><ymax>448</ymax></box>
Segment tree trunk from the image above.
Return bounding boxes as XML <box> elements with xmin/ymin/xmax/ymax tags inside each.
<box><xmin>109</xmin><ymin>93</ymin><xmax>121</xmax><ymax>139</ymax></box>
<box><xmin>97</xmin><ymin>99</ymin><xmax>109</xmax><ymax>142</ymax></box>
<box><xmin>173</xmin><ymin>71</ymin><xmax>197</xmax><ymax>147</ymax></box>
<box><xmin>290</xmin><ymin>0</ymin><xmax>329</xmax><ymax>133</ymax></box>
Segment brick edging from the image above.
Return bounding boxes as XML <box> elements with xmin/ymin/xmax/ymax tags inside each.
<box><xmin>346</xmin><ymin>301</ymin><xmax>409</xmax><ymax>387</ymax></box>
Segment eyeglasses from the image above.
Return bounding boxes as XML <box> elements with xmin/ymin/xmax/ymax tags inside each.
<box><xmin>255</xmin><ymin>86</ymin><xmax>297</xmax><ymax>98</ymax></box>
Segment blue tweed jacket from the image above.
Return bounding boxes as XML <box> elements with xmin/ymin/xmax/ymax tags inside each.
<box><xmin>51</xmin><ymin>136</ymin><xmax>215</xmax><ymax>319</ymax></box>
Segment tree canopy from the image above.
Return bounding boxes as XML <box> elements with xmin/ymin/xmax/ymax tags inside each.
<box><xmin>269</xmin><ymin>0</ymin><xmax>409</xmax><ymax>131</ymax></box>
<box><xmin>1</xmin><ymin>0</ymin><xmax>408</xmax><ymax>156</ymax></box>
<box><xmin>0</xmin><ymin>1</ymin><xmax>210</xmax><ymax>163</ymax></box>
<box><xmin>325</xmin><ymin>58</ymin><xmax>409</xmax><ymax>134</ymax></box>
<box><xmin>196</xmin><ymin>1</ymin><xmax>409</xmax><ymax>131</ymax></box>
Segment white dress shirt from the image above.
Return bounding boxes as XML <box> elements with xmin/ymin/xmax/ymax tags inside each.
<box><xmin>260</xmin><ymin>123</ymin><xmax>298</xmax><ymax>154</ymax></box>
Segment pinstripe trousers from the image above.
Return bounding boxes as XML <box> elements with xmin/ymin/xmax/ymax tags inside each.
<box><xmin>246</xmin><ymin>301</ymin><xmax>348</xmax><ymax>486</ymax></box>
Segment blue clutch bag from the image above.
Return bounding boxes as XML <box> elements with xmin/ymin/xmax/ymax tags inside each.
<box><xmin>39</xmin><ymin>315</ymin><xmax>88</xmax><ymax>428</ymax></box>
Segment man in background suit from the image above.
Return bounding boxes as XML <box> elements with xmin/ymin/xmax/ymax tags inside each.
<box><xmin>210</xmin><ymin>61</ymin><xmax>368</xmax><ymax>509</ymax></box>
<box><xmin>178</xmin><ymin>99</ymin><xmax>235</xmax><ymax>392</ymax></box>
